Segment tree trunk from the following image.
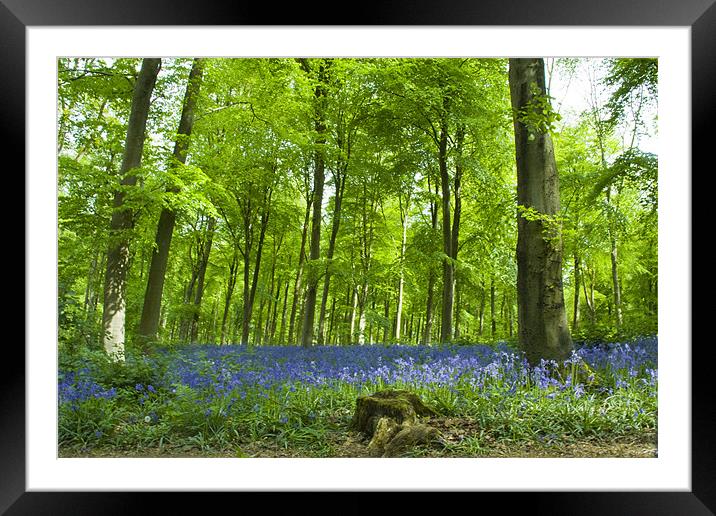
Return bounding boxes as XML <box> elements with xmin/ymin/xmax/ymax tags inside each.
<box><xmin>438</xmin><ymin>107</ymin><xmax>454</xmax><ymax>344</ymax></box>
<box><xmin>101</xmin><ymin>58</ymin><xmax>161</xmax><ymax>360</ymax></box>
<box><xmin>454</xmin><ymin>274</ymin><xmax>462</xmax><ymax>340</ymax></box>
<box><xmin>490</xmin><ymin>278</ymin><xmax>496</xmax><ymax>337</ymax></box>
<box><xmin>395</xmin><ymin>194</ymin><xmax>410</xmax><ymax>341</ymax></box>
<box><xmin>220</xmin><ymin>248</ymin><xmax>240</xmax><ymax>344</ymax></box>
<box><xmin>300</xmin><ymin>59</ymin><xmax>329</xmax><ymax>348</ymax></box>
<box><xmin>288</xmin><ymin>194</ymin><xmax>312</xmax><ymax>344</ymax></box>
<box><xmin>509</xmin><ymin>57</ymin><xmax>573</xmax><ymax>366</ymax></box>
<box><xmin>317</xmin><ymin>172</ymin><xmax>346</xmax><ymax>344</ymax></box>
<box><xmin>138</xmin><ymin>58</ymin><xmax>204</xmax><ymax>344</ymax></box>
<box><xmin>423</xmin><ymin>175</ymin><xmax>439</xmax><ymax>345</ymax></box>
<box><xmin>607</xmin><ymin>189</ymin><xmax>624</xmax><ymax>329</ymax></box>
<box><xmin>383</xmin><ymin>296</ymin><xmax>391</xmax><ymax>343</ymax></box>
<box><xmin>349</xmin><ymin>287</ymin><xmax>358</xmax><ymax>344</ymax></box>
<box><xmin>243</xmin><ymin>193</ymin><xmax>271</xmax><ymax>345</ymax></box>
<box><xmin>573</xmin><ymin>253</ymin><xmax>581</xmax><ymax>332</ymax></box>
<box><xmin>278</xmin><ymin>277</ymin><xmax>290</xmax><ymax>345</ymax></box>
<box><xmin>478</xmin><ymin>282</ymin><xmax>485</xmax><ymax>336</ymax></box>
<box><xmin>190</xmin><ymin>217</ymin><xmax>215</xmax><ymax>343</ymax></box>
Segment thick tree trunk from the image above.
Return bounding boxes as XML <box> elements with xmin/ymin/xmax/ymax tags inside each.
<box><xmin>101</xmin><ymin>58</ymin><xmax>161</xmax><ymax>360</ymax></box>
<box><xmin>509</xmin><ymin>58</ymin><xmax>573</xmax><ymax>365</ymax></box>
<box><xmin>138</xmin><ymin>58</ymin><xmax>204</xmax><ymax>344</ymax></box>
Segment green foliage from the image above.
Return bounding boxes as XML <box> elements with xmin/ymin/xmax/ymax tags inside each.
<box><xmin>57</xmin><ymin>57</ymin><xmax>656</xmax><ymax>350</ymax></box>
<box><xmin>516</xmin><ymin>82</ymin><xmax>562</xmax><ymax>138</ymax></box>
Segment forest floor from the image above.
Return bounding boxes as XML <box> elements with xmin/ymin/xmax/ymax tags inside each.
<box><xmin>59</xmin><ymin>420</ymin><xmax>657</xmax><ymax>459</ymax></box>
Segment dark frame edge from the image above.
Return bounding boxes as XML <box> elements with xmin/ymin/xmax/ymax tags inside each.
<box><xmin>7</xmin><ymin>0</ymin><xmax>713</xmax><ymax>513</ymax></box>
<box><xmin>691</xmin><ymin>0</ymin><xmax>716</xmax><ymax>514</ymax></box>
<box><xmin>1</xmin><ymin>0</ymin><xmax>27</xmax><ymax>514</ymax></box>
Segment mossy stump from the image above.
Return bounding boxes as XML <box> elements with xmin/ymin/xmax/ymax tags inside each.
<box><xmin>350</xmin><ymin>389</ymin><xmax>440</xmax><ymax>457</ymax></box>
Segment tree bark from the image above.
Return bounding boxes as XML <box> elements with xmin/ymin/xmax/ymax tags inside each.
<box><xmin>509</xmin><ymin>58</ymin><xmax>573</xmax><ymax>365</ymax></box>
<box><xmin>572</xmin><ymin>253</ymin><xmax>581</xmax><ymax>332</ymax></box>
<box><xmin>101</xmin><ymin>58</ymin><xmax>161</xmax><ymax>360</ymax></box>
<box><xmin>438</xmin><ymin>106</ymin><xmax>454</xmax><ymax>344</ymax></box>
<box><xmin>242</xmin><ymin>190</ymin><xmax>271</xmax><ymax>345</ymax></box>
<box><xmin>189</xmin><ymin>217</ymin><xmax>215</xmax><ymax>343</ymax></box>
<box><xmin>288</xmin><ymin>192</ymin><xmax>312</xmax><ymax>344</ymax></box>
<box><xmin>395</xmin><ymin>192</ymin><xmax>410</xmax><ymax>341</ymax></box>
<box><xmin>317</xmin><ymin>171</ymin><xmax>346</xmax><ymax>344</ymax></box>
<box><xmin>278</xmin><ymin>277</ymin><xmax>290</xmax><ymax>344</ymax></box>
<box><xmin>300</xmin><ymin>59</ymin><xmax>329</xmax><ymax>347</ymax></box>
<box><xmin>138</xmin><ymin>58</ymin><xmax>204</xmax><ymax>344</ymax></box>
<box><xmin>490</xmin><ymin>277</ymin><xmax>496</xmax><ymax>337</ymax></box>
<box><xmin>423</xmin><ymin>175</ymin><xmax>439</xmax><ymax>345</ymax></box>
<box><xmin>220</xmin><ymin>248</ymin><xmax>240</xmax><ymax>344</ymax></box>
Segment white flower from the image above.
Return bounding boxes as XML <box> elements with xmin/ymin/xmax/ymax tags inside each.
<box><xmin>144</xmin><ymin>416</ymin><xmax>151</xmax><ymax>423</ymax></box>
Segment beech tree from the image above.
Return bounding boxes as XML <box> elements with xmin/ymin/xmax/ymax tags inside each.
<box><xmin>509</xmin><ymin>58</ymin><xmax>573</xmax><ymax>365</ymax></box>
<box><xmin>101</xmin><ymin>58</ymin><xmax>161</xmax><ymax>359</ymax></box>
<box><xmin>138</xmin><ymin>58</ymin><xmax>205</xmax><ymax>345</ymax></box>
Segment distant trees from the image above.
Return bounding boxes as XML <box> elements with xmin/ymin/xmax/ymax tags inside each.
<box><xmin>56</xmin><ymin>57</ymin><xmax>657</xmax><ymax>361</ymax></box>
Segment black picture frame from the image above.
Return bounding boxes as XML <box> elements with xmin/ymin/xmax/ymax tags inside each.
<box><xmin>8</xmin><ymin>0</ymin><xmax>709</xmax><ymax>513</ymax></box>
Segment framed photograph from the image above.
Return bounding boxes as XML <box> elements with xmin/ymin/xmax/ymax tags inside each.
<box><xmin>11</xmin><ymin>0</ymin><xmax>709</xmax><ymax>513</ymax></box>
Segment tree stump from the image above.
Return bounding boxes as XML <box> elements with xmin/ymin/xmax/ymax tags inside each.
<box><xmin>350</xmin><ymin>389</ymin><xmax>440</xmax><ymax>457</ymax></box>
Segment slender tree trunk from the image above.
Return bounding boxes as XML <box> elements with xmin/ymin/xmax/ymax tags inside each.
<box><xmin>383</xmin><ymin>296</ymin><xmax>391</xmax><ymax>343</ymax></box>
<box><xmin>327</xmin><ymin>297</ymin><xmax>336</xmax><ymax>345</ymax></box>
<box><xmin>490</xmin><ymin>278</ymin><xmax>496</xmax><ymax>337</ymax></box>
<box><xmin>509</xmin><ymin>57</ymin><xmax>573</xmax><ymax>365</ymax></box>
<box><xmin>101</xmin><ymin>58</ymin><xmax>160</xmax><ymax>360</ymax></box>
<box><xmin>269</xmin><ymin>278</ymin><xmax>281</xmax><ymax>344</ymax></box>
<box><xmin>349</xmin><ymin>287</ymin><xmax>358</xmax><ymax>344</ymax></box>
<box><xmin>582</xmin><ymin>265</ymin><xmax>597</xmax><ymax>324</ymax></box>
<box><xmin>243</xmin><ymin>194</ymin><xmax>271</xmax><ymax>345</ymax></box>
<box><xmin>454</xmin><ymin>275</ymin><xmax>462</xmax><ymax>340</ymax></box>
<box><xmin>288</xmin><ymin>196</ymin><xmax>312</xmax><ymax>344</ymax></box>
<box><xmin>573</xmin><ymin>253</ymin><xmax>581</xmax><ymax>332</ymax></box>
<box><xmin>278</xmin><ymin>278</ymin><xmax>290</xmax><ymax>345</ymax></box>
<box><xmin>423</xmin><ymin>175</ymin><xmax>439</xmax><ymax>345</ymax></box>
<box><xmin>220</xmin><ymin>248</ymin><xmax>240</xmax><ymax>344</ymax></box>
<box><xmin>138</xmin><ymin>58</ymin><xmax>204</xmax><ymax>344</ymax></box>
<box><xmin>83</xmin><ymin>250</ymin><xmax>100</xmax><ymax>314</ymax></box>
<box><xmin>478</xmin><ymin>282</ymin><xmax>486</xmax><ymax>336</ymax></box>
<box><xmin>358</xmin><ymin>284</ymin><xmax>369</xmax><ymax>344</ymax></box>
<box><xmin>438</xmin><ymin>107</ymin><xmax>454</xmax><ymax>344</ymax></box>
<box><xmin>395</xmin><ymin>195</ymin><xmax>410</xmax><ymax>341</ymax></box>
<box><xmin>300</xmin><ymin>59</ymin><xmax>329</xmax><ymax>348</ymax></box>
<box><xmin>607</xmin><ymin>190</ymin><xmax>624</xmax><ymax>328</ymax></box>
<box><xmin>190</xmin><ymin>217</ymin><xmax>215</xmax><ymax>343</ymax></box>
<box><xmin>317</xmin><ymin>172</ymin><xmax>346</xmax><ymax>344</ymax></box>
